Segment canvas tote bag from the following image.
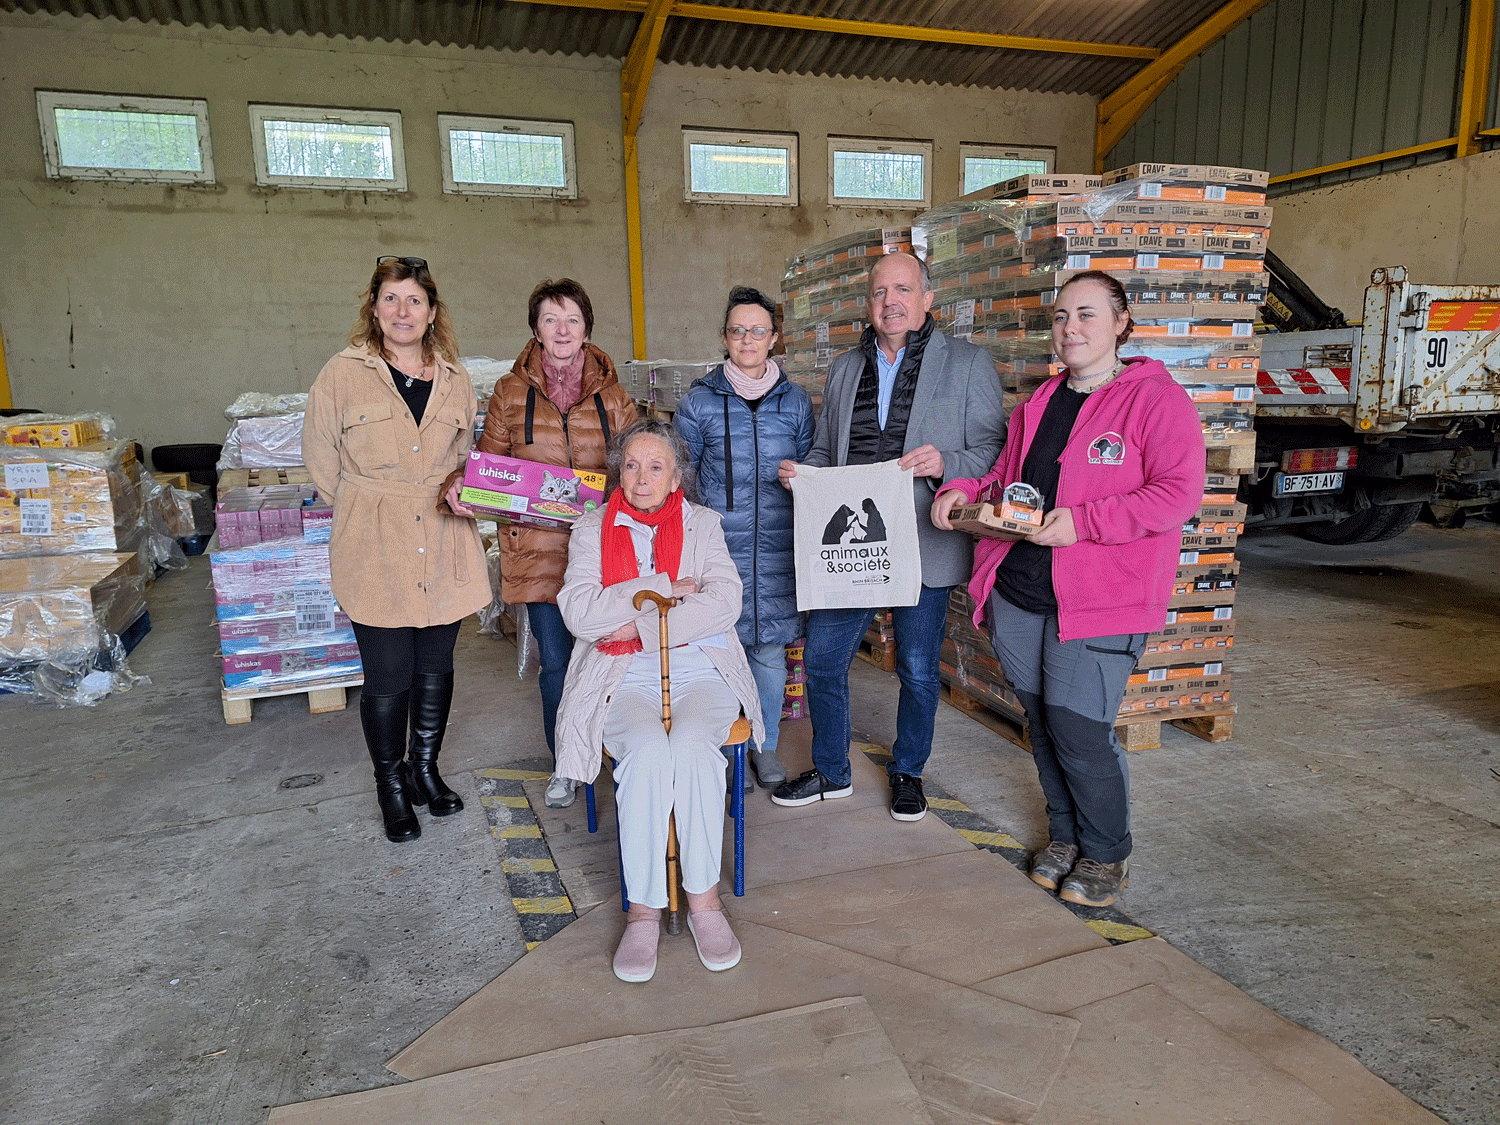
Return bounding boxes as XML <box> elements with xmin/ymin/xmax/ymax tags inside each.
<box><xmin>790</xmin><ymin>460</ymin><xmax>922</xmax><ymax>610</ymax></box>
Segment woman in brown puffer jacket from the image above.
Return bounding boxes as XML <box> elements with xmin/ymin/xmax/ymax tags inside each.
<box><xmin>446</xmin><ymin>279</ymin><xmax>640</xmax><ymax>807</ymax></box>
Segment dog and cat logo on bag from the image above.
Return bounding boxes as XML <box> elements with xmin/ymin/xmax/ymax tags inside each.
<box><xmin>820</xmin><ymin>498</ymin><xmax>888</xmax><ymax>545</ymax></box>
<box><xmin>791</xmin><ymin>461</ymin><xmax>921</xmax><ymax>610</ymax></box>
<box><xmin>1088</xmin><ymin>432</ymin><xmax>1126</xmax><ymax>465</ymax></box>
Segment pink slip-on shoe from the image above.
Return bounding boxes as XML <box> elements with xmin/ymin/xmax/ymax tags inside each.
<box><xmin>686</xmin><ymin>907</ymin><xmax>742</xmax><ymax>972</ymax></box>
<box><xmin>612</xmin><ymin>915</ymin><xmax>661</xmax><ymax>982</ymax></box>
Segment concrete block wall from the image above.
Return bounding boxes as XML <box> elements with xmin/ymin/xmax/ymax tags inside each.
<box><xmin>0</xmin><ymin>10</ymin><xmax>1092</xmax><ymax>451</ymax></box>
<box><xmin>635</xmin><ymin>62</ymin><xmax>1096</xmax><ymax>360</ymax></box>
<box><xmin>1269</xmin><ymin>150</ymin><xmax>1500</xmax><ymax>316</ymax></box>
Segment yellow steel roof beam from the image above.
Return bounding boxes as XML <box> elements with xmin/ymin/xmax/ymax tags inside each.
<box><xmin>0</xmin><ymin>324</ymin><xmax>10</xmax><ymax>409</ymax></box>
<box><xmin>1457</xmin><ymin>0</ymin><xmax>1495</xmax><ymax>158</ymax></box>
<box><xmin>621</xmin><ymin>0</ymin><xmax>673</xmax><ymax>134</ymax></box>
<box><xmin>512</xmin><ymin>0</ymin><xmax>1160</xmax><ymax>60</ymax></box>
<box><xmin>1094</xmin><ymin>0</ymin><xmax>1274</xmax><ymax>172</ymax></box>
<box><xmin>621</xmin><ymin>0</ymin><xmax>674</xmax><ymax>360</ymax></box>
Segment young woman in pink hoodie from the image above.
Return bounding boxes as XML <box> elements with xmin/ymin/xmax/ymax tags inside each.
<box><xmin>933</xmin><ymin>271</ymin><xmax>1205</xmax><ymax>907</ymax></box>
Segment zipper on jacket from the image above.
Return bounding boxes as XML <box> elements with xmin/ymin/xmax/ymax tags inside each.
<box><xmin>559</xmin><ymin>394</ymin><xmax>611</xmax><ymax>469</ymax></box>
<box><xmin>1050</xmin><ymin>457</ymin><xmax>1068</xmax><ymax>628</ymax></box>
<box><xmin>1047</xmin><ymin>381</ymin><xmax>1107</xmax><ymax>635</ymax></box>
<box><xmin>722</xmin><ymin>395</ymin><xmax>734</xmax><ymax>513</ymax></box>
<box><xmin>557</xmin><ymin>401</ymin><xmax>575</xmax><ymax>466</ymax></box>
<box><xmin>751</xmin><ymin>404</ymin><xmax>760</xmax><ymax>640</ymax></box>
<box><xmin>524</xmin><ymin>382</ymin><xmax>578</xmax><ymax>465</ymax></box>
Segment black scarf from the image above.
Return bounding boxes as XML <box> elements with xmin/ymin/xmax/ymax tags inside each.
<box><xmin>847</xmin><ymin>313</ymin><xmax>934</xmax><ymax>465</ymax></box>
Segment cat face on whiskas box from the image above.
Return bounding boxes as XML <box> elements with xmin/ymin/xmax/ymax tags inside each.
<box><xmin>459</xmin><ymin>452</ymin><xmax>605</xmax><ymax>530</ymax></box>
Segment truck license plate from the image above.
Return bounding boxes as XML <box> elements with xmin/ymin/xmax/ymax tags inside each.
<box><xmin>1274</xmin><ymin>471</ymin><xmax>1345</xmax><ymax>496</ymax></box>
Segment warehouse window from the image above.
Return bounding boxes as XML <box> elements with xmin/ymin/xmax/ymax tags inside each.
<box><xmin>249</xmin><ymin>105</ymin><xmax>406</xmax><ymax>191</ymax></box>
<box><xmin>36</xmin><ymin>91</ymin><xmax>214</xmax><ymax>183</ymax></box>
<box><xmin>961</xmin><ymin>143</ymin><xmax>1054</xmax><ymax>194</ymax></box>
<box><xmin>439</xmin><ymin>115</ymin><xmax>577</xmax><ymax>198</ymax></box>
<box><xmin>829</xmin><ymin>137</ymin><xmax>930</xmax><ymax>208</ymax></box>
<box><xmin>683</xmin><ymin>129</ymin><xmax>798</xmax><ymax>205</ymax></box>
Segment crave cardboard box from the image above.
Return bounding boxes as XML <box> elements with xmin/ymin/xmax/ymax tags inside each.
<box><xmin>949</xmin><ymin>482</ymin><xmax>1044</xmax><ymax>541</ymax></box>
<box><xmin>460</xmin><ymin>452</ymin><xmax>605</xmax><ymax>530</ymax></box>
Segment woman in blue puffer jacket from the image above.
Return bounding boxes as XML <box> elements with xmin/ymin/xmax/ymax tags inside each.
<box><xmin>674</xmin><ymin>286</ymin><xmax>815</xmax><ymax>789</ymax></box>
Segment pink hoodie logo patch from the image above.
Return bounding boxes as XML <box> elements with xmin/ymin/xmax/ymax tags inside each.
<box><xmin>1088</xmin><ymin>432</ymin><xmax>1126</xmax><ymax>465</ymax></box>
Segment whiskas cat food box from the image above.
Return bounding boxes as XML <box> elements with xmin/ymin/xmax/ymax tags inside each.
<box><xmin>459</xmin><ymin>452</ymin><xmax>606</xmax><ymax>530</ymax></box>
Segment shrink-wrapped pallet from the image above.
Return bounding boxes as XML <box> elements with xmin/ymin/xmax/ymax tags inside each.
<box><xmin>0</xmin><ymin>440</ymin><xmax>149</xmax><ymax>565</ymax></box>
<box><xmin>210</xmin><ymin>534</ymin><xmax>360</xmax><ymax>691</ymax></box>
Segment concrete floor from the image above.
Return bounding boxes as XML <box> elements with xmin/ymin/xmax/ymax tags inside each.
<box><xmin>2</xmin><ymin>520</ymin><xmax>1497</xmax><ymax>1125</ymax></box>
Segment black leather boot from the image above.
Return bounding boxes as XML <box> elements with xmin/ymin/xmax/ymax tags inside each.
<box><xmin>408</xmin><ymin>671</ymin><xmax>463</xmax><ymax>816</ymax></box>
<box><xmin>360</xmin><ymin>689</ymin><xmax>420</xmax><ymax>842</ymax></box>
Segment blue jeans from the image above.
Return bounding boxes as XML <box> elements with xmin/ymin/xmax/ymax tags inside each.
<box><xmin>526</xmin><ymin>601</ymin><xmax>575</xmax><ymax>759</ymax></box>
<box><xmin>804</xmin><ymin>583</ymin><xmax>952</xmax><ymax>787</ymax></box>
<box><xmin>744</xmin><ymin>641</ymin><xmax>788</xmax><ymax>759</ymax></box>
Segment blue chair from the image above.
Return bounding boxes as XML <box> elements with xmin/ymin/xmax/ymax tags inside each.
<box><xmin>585</xmin><ymin>717</ymin><xmax>750</xmax><ymax>935</ymax></box>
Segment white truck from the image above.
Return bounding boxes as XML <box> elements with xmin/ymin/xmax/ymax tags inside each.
<box><xmin>1251</xmin><ymin>265</ymin><xmax>1500</xmax><ymax>542</ymax></box>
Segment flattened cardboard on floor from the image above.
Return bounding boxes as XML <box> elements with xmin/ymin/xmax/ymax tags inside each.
<box><xmin>388</xmin><ymin>911</ymin><xmax>1079</xmax><ymax>1125</ymax></box>
<box><xmin>271</xmin><ymin>997</ymin><xmax>935</xmax><ymax>1125</ymax></box>
<box><xmin>975</xmin><ymin>938</ymin><xmax>1445</xmax><ymax>1125</ymax></box>
<box><xmin>730</xmin><ymin>849</ymin><xmax>1108</xmax><ymax>987</ymax></box>
<box><xmin>1027</xmin><ymin>984</ymin><xmax>1374</xmax><ymax>1125</ymax></box>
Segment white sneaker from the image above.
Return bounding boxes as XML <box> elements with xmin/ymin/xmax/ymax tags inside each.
<box><xmin>544</xmin><ymin>774</ymin><xmax>578</xmax><ymax>808</ymax></box>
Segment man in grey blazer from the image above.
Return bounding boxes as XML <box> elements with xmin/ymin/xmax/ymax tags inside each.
<box><xmin>774</xmin><ymin>252</ymin><xmax>1006</xmax><ymax>822</ymax></box>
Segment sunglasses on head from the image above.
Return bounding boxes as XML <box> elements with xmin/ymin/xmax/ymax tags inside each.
<box><xmin>377</xmin><ymin>255</ymin><xmax>428</xmax><ymax>270</ymax></box>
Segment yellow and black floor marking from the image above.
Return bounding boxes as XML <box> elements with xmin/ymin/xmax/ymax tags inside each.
<box><xmin>857</xmin><ymin>742</ymin><xmax>1154</xmax><ymax>945</ymax></box>
<box><xmin>475</xmin><ymin>761</ymin><xmax>578</xmax><ymax>950</ymax></box>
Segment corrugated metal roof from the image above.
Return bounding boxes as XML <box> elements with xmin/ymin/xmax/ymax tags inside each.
<box><xmin>1108</xmin><ymin>0</ymin><xmax>1467</xmax><ymax>192</ymax></box>
<box><xmin>0</xmin><ymin>0</ymin><xmax>1233</xmax><ymax>96</ymax></box>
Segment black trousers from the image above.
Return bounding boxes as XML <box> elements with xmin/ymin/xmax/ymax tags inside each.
<box><xmin>351</xmin><ymin>620</ymin><xmax>463</xmax><ymax>696</ymax></box>
<box><xmin>985</xmin><ymin>591</ymin><xmax>1145</xmax><ymax>864</ymax></box>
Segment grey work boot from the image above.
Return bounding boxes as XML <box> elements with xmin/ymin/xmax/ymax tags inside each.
<box><xmin>1059</xmin><ymin>858</ymin><xmax>1129</xmax><ymax>907</ymax></box>
<box><xmin>1028</xmin><ymin>841</ymin><xmax>1080</xmax><ymax>891</ymax></box>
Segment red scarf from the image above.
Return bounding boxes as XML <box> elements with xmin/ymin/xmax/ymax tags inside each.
<box><xmin>597</xmin><ymin>488</ymin><xmax>685</xmax><ymax>654</ymax></box>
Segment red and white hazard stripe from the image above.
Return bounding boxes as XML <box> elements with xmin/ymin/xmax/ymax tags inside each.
<box><xmin>1256</xmin><ymin>367</ymin><xmax>1353</xmax><ymax>402</ymax></box>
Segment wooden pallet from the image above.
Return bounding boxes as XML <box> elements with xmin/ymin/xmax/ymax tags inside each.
<box><xmin>941</xmin><ymin>683</ymin><xmax>1030</xmax><ymax>751</ymax></box>
<box><xmin>856</xmin><ymin>622</ymin><xmax>897</xmax><ymax>672</ymax></box>
<box><xmin>1205</xmin><ymin>444</ymin><xmax>1255</xmax><ymax>473</ymax></box>
<box><xmin>1114</xmin><ymin>706</ymin><xmax>1236</xmax><ymax>750</ymax></box>
<box><xmin>221</xmin><ymin>675</ymin><xmax>363</xmax><ymax>724</ymax></box>
<box><xmin>218</xmin><ymin>466</ymin><xmax>312</xmax><ymax>491</ymax></box>
<box><xmin>942</xmin><ymin>678</ymin><xmax>1235</xmax><ymax>751</ymax></box>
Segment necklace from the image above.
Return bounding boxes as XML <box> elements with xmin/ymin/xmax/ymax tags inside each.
<box><xmin>1068</xmin><ymin>360</ymin><xmax>1124</xmax><ymax>394</ymax></box>
<box><xmin>390</xmin><ymin>359</ymin><xmax>426</xmax><ymax>389</ymax></box>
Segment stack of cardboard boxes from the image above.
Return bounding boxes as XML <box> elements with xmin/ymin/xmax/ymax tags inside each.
<box><xmin>640</xmin><ymin>362</ymin><xmax>716</xmax><ymax>415</ymax></box>
<box><xmin>214</xmin><ymin>473</ymin><xmax>331</xmax><ymax>549</ymax></box>
<box><xmin>780</xmin><ymin>226</ymin><xmax>912</xmax><ymax>399</ymax></box>
<box><xmin>210</xmin><ymin>468</ymin><xmax>355</xmax><ymax>700</ymax></box>
<box><xmin>0</xmin><ymin>417</ymin><xmax>151</xmax><ymax>682</ymax></box>
<box><xmin>910</xmin><ymin>164</ymin><xmax>1266</xmax><ymax>737</ymax></box>
<box><xmin>782</xmin><ymin>642</ymin><xmax>806</xmax><ymax>722</ymax></box>
<box><xmin>211</xmin><ymin>535</ymin><xmax>358</xmax><ymax>691</ymax></box>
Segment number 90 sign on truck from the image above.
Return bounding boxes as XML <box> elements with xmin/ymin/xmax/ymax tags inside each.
<box><xmin>1250</xmin><ymin>264</ymin><xmax>1500</xmax><ymax>543</ymax></box>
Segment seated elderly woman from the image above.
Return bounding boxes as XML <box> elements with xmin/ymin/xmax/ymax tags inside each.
<box><xmin>554</xmin><ymin>419</ymin><xmax>766</xmax><ymax>983</ymax></box>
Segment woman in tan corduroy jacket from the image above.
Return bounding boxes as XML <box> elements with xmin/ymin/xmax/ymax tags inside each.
<box><xmin>444</xmin><ymin>279</ymin><xmax>639</xmax><ymax>809</ymax></box>
<box><xmin>306</xmin><ymin>256</ymin><xmax>489</xmax><ymax>844</ymax></box>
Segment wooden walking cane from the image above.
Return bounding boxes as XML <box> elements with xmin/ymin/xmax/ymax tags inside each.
<box><xmin>632</xmin><ymin>589</ymin><xmax>685</xmax><ymax>933</ymax></box>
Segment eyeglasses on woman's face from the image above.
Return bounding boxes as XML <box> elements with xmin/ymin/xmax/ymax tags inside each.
<box><xmin>725</xmin><ymin>325</ymin><xmax>773</xmax><ymax>340</ymax></box>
